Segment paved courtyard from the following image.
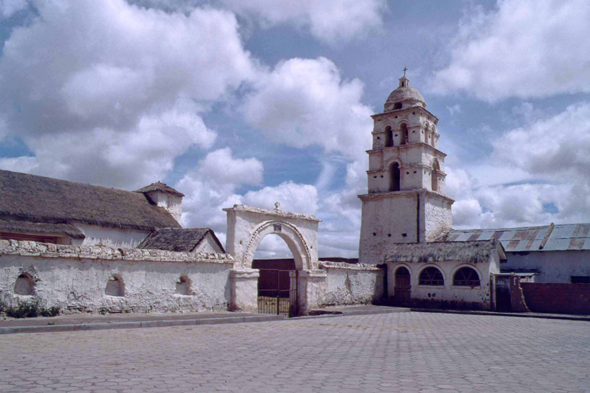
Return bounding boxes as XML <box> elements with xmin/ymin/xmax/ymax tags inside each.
<box><xmin>1</xmin><ymin>312</ymin><xmax>589</xmax><ymax>393</ymax></box>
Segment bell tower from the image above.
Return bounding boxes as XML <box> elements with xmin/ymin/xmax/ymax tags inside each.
<box><xmin>358</xmin><ymin>70</ymin><xmax>454</xmax><ymax>264</ymax></box>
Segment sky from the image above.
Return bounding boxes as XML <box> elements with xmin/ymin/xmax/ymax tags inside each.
<box><xmin>1</xmin><ymin>0</ymin><xmax>589</xmax><ymax>258</ymax></box>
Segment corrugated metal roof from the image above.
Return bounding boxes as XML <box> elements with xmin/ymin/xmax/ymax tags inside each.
<box><xmin>443</xmin><ymin>223</ymin><xmax>590</xmax><ymax>252</ymax></box>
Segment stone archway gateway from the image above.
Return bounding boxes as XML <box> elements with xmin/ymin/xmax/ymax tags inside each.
<box><xmin>224</xmin><ymin>203</ymin><xmax>326</xmax><ymax>315</ymax></box>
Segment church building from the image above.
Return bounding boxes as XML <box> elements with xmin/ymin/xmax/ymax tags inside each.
<box><xmin>358</xmin><ymin>72</ymin><xmax>590</xmax><ymax>313</ymax></box>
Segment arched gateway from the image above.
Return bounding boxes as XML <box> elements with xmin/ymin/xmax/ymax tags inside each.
<box><xmin>224</xmin><ymin>204</ymin><xmax>324</xmax><ymax>315</ymax></box>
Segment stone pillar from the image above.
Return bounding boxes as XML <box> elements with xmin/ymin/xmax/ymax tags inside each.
<box><xmin>230</xmin><ymin>268</ymin><xmax>259</xmax><ymax>312</ymax></box>
<box><xmin>297</xmin><ymin>269</ymin><xmax>327</xmax><ymax>315</ymax></box>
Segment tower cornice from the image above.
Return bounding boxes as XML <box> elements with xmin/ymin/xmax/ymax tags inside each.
<box><xmin>358</xmin><ymin>189</ymin><xmax>454</xmax><ymax>204</ymax></box>
<box><xmin>366</xmin><ymin>143</ymin><xmax>447</xmax><ymax>158</ymax></box>
<box><xmin>371</xmin><ymin>106</ymin><xmax>439</xmax><ymax>123</ymax></box>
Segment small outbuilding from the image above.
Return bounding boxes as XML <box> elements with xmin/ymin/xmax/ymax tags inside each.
<box><xmin>385</xmin><ymin>239</ymin><xmax>506</xmax><ymax>310</ymax></box>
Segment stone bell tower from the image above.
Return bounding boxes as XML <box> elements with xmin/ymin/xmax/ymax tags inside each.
<box><xmin>358</xmin><ymin>70</ymin><xmax>454</xmax><ymax>264</ymax></box>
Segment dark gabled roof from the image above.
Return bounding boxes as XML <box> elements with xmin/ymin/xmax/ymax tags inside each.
<box><xmin>385</xmin><ymin>239</ymin><xmax>506</xmax><ymax>264</ymax></box>
<box><xmin>0</xmin><ymin>219</ymin><xmax>85</xmax><ymax>239</ymax></box>
<box><xmin>442</xmin><ymin>223</ymin><xmax>590</xmax><ymax>252</ymax></box>
<box><xmin>0</xmin><ymin>169</ymin><xmax>180</xmax><ymax>231</ymax></box>
<box><xmin>137</xmin><ymin>228</ymin><xmax>225</xmax><ymax>253</ymax></box>
<box><xmin>135</xmin><ymin>181</ymin><xmax>184</xmax><ymax>197</ymax></box>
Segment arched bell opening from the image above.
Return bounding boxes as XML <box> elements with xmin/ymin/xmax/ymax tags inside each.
<box><xmin>431</xmin><ymin>159</ymin><xmax>440</xmax><ymax>192</ymax></box>
<box><xmin>385</xmin><ymin>126</ymin><xmax>394</xmax><ymax>147</ymax></box>
<box><xmin>400</xmin><ymin>123</ymin><xmax>409</xmax><ymax>145</ymax></box>
<box><xmin>390</xmin><ymin>162</ymin><xmax>401</xmax><ymax>192</ymax></box>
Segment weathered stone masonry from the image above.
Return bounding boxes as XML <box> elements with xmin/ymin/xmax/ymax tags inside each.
<box><xmin>0</xmin><ymin>240</ymin><xmax>234</xmax><ymax>314</ymax></box>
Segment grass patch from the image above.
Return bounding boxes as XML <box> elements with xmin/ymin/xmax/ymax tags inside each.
<box><xmin>2</xmin><ymin>299</ymin><xmax>60</xmax><ymax>319</ymax></box>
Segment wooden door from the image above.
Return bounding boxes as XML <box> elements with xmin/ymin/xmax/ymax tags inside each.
<box><xmin>394</xmin><ymin>267</ymin><xmax>411</xmax><ymax>305</ymax></box>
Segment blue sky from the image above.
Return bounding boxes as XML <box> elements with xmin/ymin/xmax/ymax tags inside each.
<box><xmin>1</xmin><ymin>0</ymin><xmax>589</xmax><ymax>258</ymax></box>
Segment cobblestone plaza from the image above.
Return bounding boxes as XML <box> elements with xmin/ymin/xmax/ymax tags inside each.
<box><xmin>1</xmin><ymin>312</ymin><xmax>589</xmax><ymax>392</ymax></box>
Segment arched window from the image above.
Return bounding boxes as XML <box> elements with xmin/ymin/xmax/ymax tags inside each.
<box><xmin>105</xmin><ymin>275</ymin><xmax>125</xmax><ymax>297</ymax></box>
<box><xmin>385</xmin><ymin>126</ymin><xmax>393</xmax><ymax>147</ymax></box>
<box><xmin>419</xmin><ymin>267</ymin><xmax>444</xmax><ymax>286</ymax></box>
<box><xmin>431</xmin><ymin>159</ymin><xmax>440</xmax><ymax>192</ymax></box>
<box><xmin>176</xmin><ymin>275</ymin><xmax>192</xmax><ymax>295</ymax></box>
<box><xmin>453</xmin><ymin>267</ymin><xmax>480</xmax><ymax>287</ymax></box>
<box><xmin>394</xmin><ymin>103</ymin><xmax>402</xmax><ymax>110</ymax></box>
<box><xmin>390</xmin><ymin>162</ymin><xmax>401</xmax><ymax>191</ymax></box>
<box><xmin>14</xmin><ymin>273</ymin><xmax>34</xmax><ymax>295</ymax></box>
<box><xmin>400</xmin><ymin>123</ymin><xmax>409</xmax><ymax>145</ymax></box>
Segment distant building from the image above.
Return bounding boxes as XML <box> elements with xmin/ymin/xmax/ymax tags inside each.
<box><xmin>443</xmin><ymin>224</ymin><xmax>590</xmax><ymax>284</ymax></box>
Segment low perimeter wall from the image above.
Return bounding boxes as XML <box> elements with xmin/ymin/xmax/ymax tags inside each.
<box><xmin>521</xmin><ymin>283</ymin><xmax>590</xmax><ymax>315</ymax></box>
<box><xmin>0</xmin><ymin>240</ymin><xmax>234</xmax><ymax>314</ymax></box>
<box><xmin>318</xmin><ymin>262</ymin><xmax>385</xmax><ymax>307</ymax></box>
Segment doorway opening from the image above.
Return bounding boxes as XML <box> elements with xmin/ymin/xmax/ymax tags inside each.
<box><xmin>394</xmin><ymin>266</ymin><xmax>411</xmax><ymax>305</ymax></box>
<box><xmin>252</xmin><ymin>235</ymin><xmax>298</xmax><ymax>317</ymax></box>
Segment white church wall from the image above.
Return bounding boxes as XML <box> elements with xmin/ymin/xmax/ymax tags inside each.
<box><xmin>319</xmin><ymin>262</ymin><xmax>385</xmax><ymax>306</ymax></box>
<box><xmin>359</xmin><ymin>192</ymin><xmax>419</xmax><ymax>264</ymax></box>
<box><xmin>76</xmin><ymin>224</ymin><xmax>151</xmax><ymax>248</ymax></box>
<box><xmin>0</xmin><ymin>240</ymin><xmax>234</xmax><ymax>314</ymax></box>
<box><xmin>423</xmin><ymin>197</ymin><xmax>453</xmax><ymax>242</ymax></box>
<box><xmin>504</xmin><ymin>250</ymin><xmax>590</xmax><ymax>283</ymax></box>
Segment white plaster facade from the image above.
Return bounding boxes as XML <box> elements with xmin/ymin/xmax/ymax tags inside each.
<box><xmin>75</xmin><ymin>224</ymin><xmax>151</xmax><ymax>248</ymax></box>
<box><xmin>359</xmin><ymin>73</ymin><xmax>453</xmax><ymax>265</ymax></box>
<box><xmin>194</xmin><ymin>232</ymin><xmax>224</xmax><ymax>254</ymax></box>
<box><xmin>319</xmin><ymin>262</ymin><xmax>384</xmax><ymax>306</ymax></box>
<box><xmin>0</xmin><ymin>240</ymin><xmax>234</xmax><ymax>314</ymax></box>
<box><xmin>143</xmin><ymin>191</ymin><xmax>183</xmax><ymax>225</ymax></box>
<box><xmin>387</xmin><ymin>261</ymin><xmax>499</xmax><ymax>310</ymax></box>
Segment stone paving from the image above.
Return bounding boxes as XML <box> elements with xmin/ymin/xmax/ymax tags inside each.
<box><xmin>1</xmin><ymin>312</ymin><xmax>589</xmax><ymax>392</ymax></box>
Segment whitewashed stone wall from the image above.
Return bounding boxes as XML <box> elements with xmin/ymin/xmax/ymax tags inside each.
<box><xmin>318</xmin><ymin>262</ymin><xmax>385</xmax><ymax>306</ymax></box>
<box><xmin>423</xmin><ymin>197</ymin><xmax>453</xmax><ymax>242</ymax></box>
<box><xmin>0</xmin><ymin>240</ymin><xmax>234</xmax><ymax>314</ymax></box>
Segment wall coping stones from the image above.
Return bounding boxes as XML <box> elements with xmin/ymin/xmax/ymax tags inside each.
<box><xmin>0</xmin><ymin>239</ymin><xmax>234</xmax><ymax>264</ymax></box>
<box><xmin>320</xmin><ymin>261</ymin><xmax>384</xmax><ymax>271</ymax></box>
<box><xmin>223</xmin><ymin>204</ymin><xmax>321</xmax><ymax>222</ymax></box>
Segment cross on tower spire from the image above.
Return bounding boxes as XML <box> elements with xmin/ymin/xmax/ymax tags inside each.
<box><xmin>403</xmin><ymin>67</ymin><xmax>407</xmax><ymax>77</ymax></box>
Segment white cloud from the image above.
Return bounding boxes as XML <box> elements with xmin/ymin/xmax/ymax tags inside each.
<box><xmin>0</xmin><ymin>0</ymin><xmax>254</xmax><ymax>186</ymax></box>
<box><xmin>446</xmin><ymin>102</ymin><xmax>590</xmax><ymax>229</ymax></box>
<box><xmin>0</xmin><ymin>101</ymin><xmax>216</xmax><ymax>189</ymax></box>
<box><xmin>197</xmin><ymin>147</ymin><xmax>263</xmax><ymax>187</ymax></box>
<box><xmin>177</xmin><ymin>147</ymin><xmax>264</xmax><ymax>232</ymax></box>
<box><xmin>243</xmin><ymin>57</ymin><xmax>373</xmax><ymax>160</ymax></box>
<box><xmin>432</xmin><ymin>0</ymin><xmax>590</xmax><ymax>101</ymax></box>
<box><xmin>0</xmin><ymin>0</ymin><xmax>27</xmax><ymax>18</ymax></box>
<box><xmin>0</xmin><ymin>156</ymin><xmax>37</xmax><ymax>173</ymax></box>
<box><xmin>494</xmin><ymin>102</ymin><xmax>590</xmax><ymax>181</ymax></box>
<box><xmin>177</xmin><ymin>149</ymin><xmax>318</xmax><ymax>256</ymax></box>
<box><xmin>243</xmin><ymin>181</ymin><xmax>318</xmax><ymax>215</ymax></box>
<box><xmin>221</xmin><ymin>0</ymin><xmax>386</xmax><ymax>44</ymax></box>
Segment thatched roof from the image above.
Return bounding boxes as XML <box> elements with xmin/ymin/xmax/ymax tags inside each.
<box><xmin>0</xmin><ymin>219</ymin><xmax>85</xmax><ymax>239</ymax></box>
<box><xmin>137</xmin><ymin>228</ymin><xmax>224</xmax><ymax>252</ymax></box>
<box><xmin>0</xmin><ymin>169</ymin><xmax>180</xmax><ymax>231</ymax></box>
<box><xmin>385</xmin><ymin>240</ymin><xmax>506</xmax><ymax>264</ymax></box>
<box><xmin>135</xmin><ymin>181</ymin><xmax>184</xmax><ymax>197</ymax></box>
